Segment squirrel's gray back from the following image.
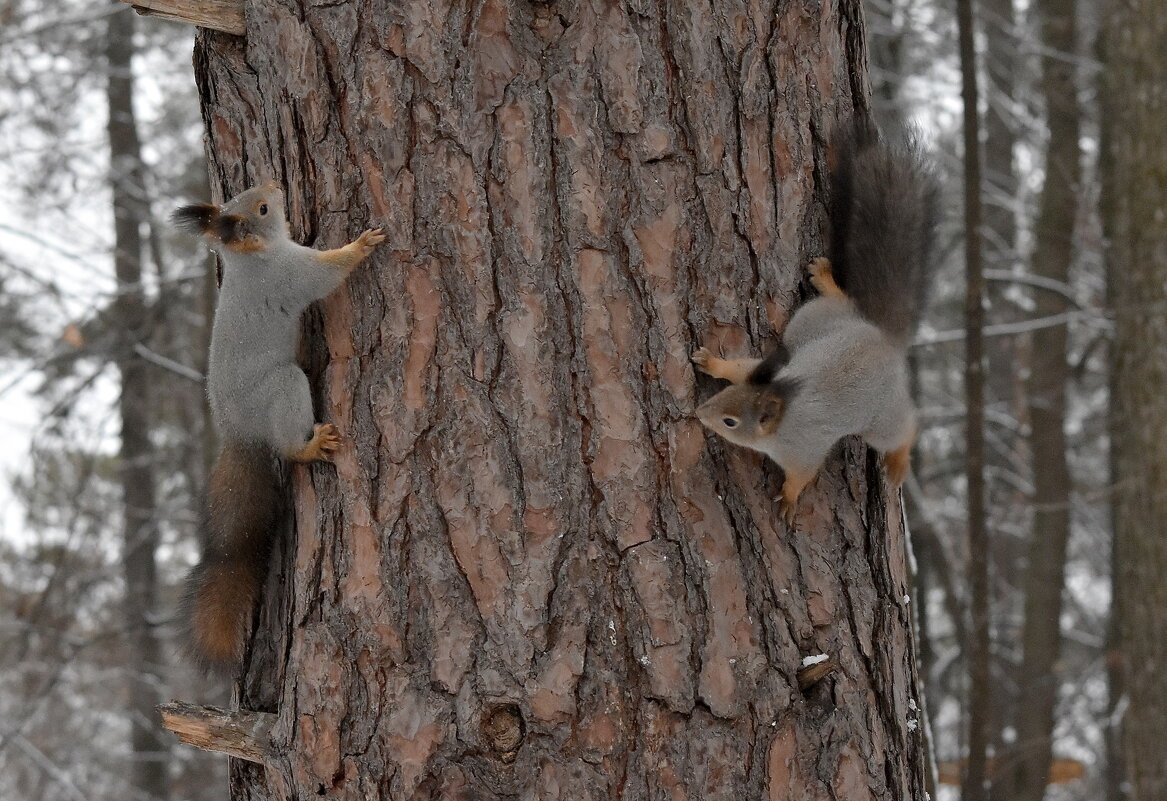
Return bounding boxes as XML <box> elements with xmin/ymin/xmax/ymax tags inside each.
<box><xmin>782</xmin><ymin>296</ymin><xmax>854</xmax><ymax>352</ymax></box>
<box><xmin>771</xmin><ymin>318</ymin><xmax>913</xmax><ymax>466</ymax></box>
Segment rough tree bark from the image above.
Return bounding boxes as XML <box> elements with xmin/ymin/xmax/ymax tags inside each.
<box><xmin>186</xmin><ymin>1</ymin><xmax>930</xmax><ymax>798</ymax></box>
<box><xmin>1104</xmin><ymin>0</ymin><xmax>1167</xmax><ymax>796</ymax></box>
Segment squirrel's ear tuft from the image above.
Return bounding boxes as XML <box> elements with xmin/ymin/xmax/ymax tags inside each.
<box><xmin>172</xmin><ymin>203</ymin><xmax>219</xmax><ymax>234</ymax></box>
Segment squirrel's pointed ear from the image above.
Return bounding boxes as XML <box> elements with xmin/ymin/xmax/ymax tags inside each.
<box><xmin>758</xmin><ymin>374</ymin><xmax>800</xmax><ymax>434</ymax></box>
<box><xmin>172</xmin><ymin>203</ymin><xmax>220</xmax><ymax>235</ymax></box>
<box><xmin>757</xmin><ymin>396</ymin><xmax>784</xmax><ymax>436</ymax></box>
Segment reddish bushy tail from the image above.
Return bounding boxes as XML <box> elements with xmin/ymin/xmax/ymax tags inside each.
<box><xmin>180</xmin><ymin>440</ymin><xmax>281</xmax><ymax>675</ymax></box>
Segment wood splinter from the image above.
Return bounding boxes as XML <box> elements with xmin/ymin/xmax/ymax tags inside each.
<box><xmin>117</xmin><ymin>0</ymin><xmax>245</xmax><ymax>36</ymax></box>
<box><xmin>158</xmin><ymin>701</ymin><xmax>275</xmax><ymax>764</ymax></box>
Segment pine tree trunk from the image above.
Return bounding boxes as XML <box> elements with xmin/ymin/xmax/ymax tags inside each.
<box><xmin>1001</xmin><ymin>0</ymin><xmax>1080</xmax><ymax>797</ymax></box>
<box><xmin>979</xmin><ymin>0</ymin><xmax>1020</xmax><ymax>773</ymax></box>
<box><xmin>1104</xmin><ymin>0</ymin><xmax>1167</xmax><ymax>796</ymax></box>
<box><xmin>189</xmin><ymin>2</ymin><xmax>931</xmax><ymax>798</ymax></box>
<box><xmin>955</xmin><ymin>0</ymin><xmax>991</xmax><ymax>796</ymax></box>
<box><xmin>108</xmin><ymin>4</ymin><xmax>170</xmax><ymax>799</ymax></box>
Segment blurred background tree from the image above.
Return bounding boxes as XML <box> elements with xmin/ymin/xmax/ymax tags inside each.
<box><xmin>867</xmin><ymin>0</ymin><xmax>1112</xmax><ymax>797</ymax></box>
<box><xmin>0</xmin><ymin>2</ymin><xmax>222</xmax><ymax>799</ymax></box>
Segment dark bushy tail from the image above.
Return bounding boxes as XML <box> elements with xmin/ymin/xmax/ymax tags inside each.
<box><xmin>180</xmin><ymin>440</ymin><xmax>281</xmax><ymax>675</ymax></box>
<box><xmin>828</xmin><ymin>119</ymin><xmax>941</xmax><ymax>344</ymax></box>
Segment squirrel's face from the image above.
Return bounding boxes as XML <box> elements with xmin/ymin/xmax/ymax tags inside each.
<box><xmin>172</xmin><ymin>182</ymin><xmax>288</xmax><ymax>253</ymax></box>
<box><xmin>695</xmin><ymin>384</ymin><xmax>785</xmax><ymax>449</ymax></box>
<box><xmin>218</xmin><ymin>183</ymin><xmax>288</xmax><ymax>246</ymax></box>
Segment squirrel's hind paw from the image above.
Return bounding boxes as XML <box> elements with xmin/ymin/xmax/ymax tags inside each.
<box><xmin>884</xmin><ymin>443</ymin><xmax>911</xmax><ymax>487</ymax></box>
<box><xmin>807</xmin><ymin>257</ymin><xmax>845</xmax><ymax>298</ymax></box>
<box><xmin>779</xmin><ymin>496</ymin><xmax>800</xmax><ymax>527</ymax></box>
<box><xmin>290</xmin><ymin>423</ymin><xmax>341</xmax><ymax>463</ymax></box>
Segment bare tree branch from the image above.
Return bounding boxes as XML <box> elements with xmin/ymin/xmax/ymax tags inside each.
<box><xmin>133</xmin><ymin>343</ymin><xmax>203</xmax><ymax>382</ymax></box>
<box><xmin>117</xmin><ymin>0</ymin><xmax>244</xmax><ymax>35</ymax></box>
<box><xmin>158</xmin><ymin>703</ymin><xmax>274</xmax><ymax>764</ymax></box>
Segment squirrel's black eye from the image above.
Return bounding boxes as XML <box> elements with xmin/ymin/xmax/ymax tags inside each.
<box><xmin>259</xmin><ymin>203</ymin><xmax>269</xmax><ymax>216</ymax></box>
<box><xmin>722</xmin><ymin>417</ymin><xmax>739</xmax><ymax>429</ymax></box>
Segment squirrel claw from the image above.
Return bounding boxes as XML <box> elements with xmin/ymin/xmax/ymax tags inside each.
<box><xmin>315</xmin><ymin>423</ymin><xmax>340</xmax><ymax>451</ymax></box>
<box><xmin>289</xmin><ymin>422</ymin><xmax>340</xmax><ymax>462</ymax></box>
<box><xmin>347</xmin><ymin>229</ymin><xmax>386</xmax><ymax>262</ymax></box>
<box><xmin>359</xmin><ymin>228</ymin><xmax>386</xmax><ymax>247</ymax></box>
<box><xmin>692</xmin><ymin>346</ymin><xmax>714</xmax><ymax>373</ymax></box>
<box><xmin>780</xmin><ymin>499</ymin><xmax>799</xmax><ymax>528</ymax></box>
<box><xmin>291</xmin><ymin>423</ymin><xmax>341</xmax><ymax>463</ymax></box>
<box><xmin>807</xmin><ymin>257</ymin><xmax>846</xmax><ymax>298</ymax></box>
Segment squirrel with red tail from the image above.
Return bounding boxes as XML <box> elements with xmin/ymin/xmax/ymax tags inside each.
<box><xmin>692</xmin><ymin>120</ymin><xmax>940</xmax><ymax>523</ymax></box>
<box><xmin>173</xmin><ymin>182</ymin><xmax>384</xmax><ymax>673</ymax></box>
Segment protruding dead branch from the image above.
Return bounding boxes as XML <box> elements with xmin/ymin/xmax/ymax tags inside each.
<box><xmin>158</xmin><ymin>702</ymin><xmax>275</xmax><ymax>763</ymax></box>
<box><xmin>118</xmin><ymin>0</ymin><xmax>245</xmax><ymax>36</ymax></box>
<box><xmin>796</xmin><ymin>657</ymin><xmax>839</xmax><ymax>691</ymax></box>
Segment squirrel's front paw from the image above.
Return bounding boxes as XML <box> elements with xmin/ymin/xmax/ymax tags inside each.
<box><xmin>692</xmin><ymin>346</ymin><xmax>714</xmax><ymax>374</ymax></box>
<box><xmin>314</xmin><ymin>423</ymin><xmax>341</xmax><ymax>457</ymax></box>
<box><xmin>358</xmin><ymin>228</ymin><xmax>385</xmax><ymax>246</ymax></box>
<box><xmin>355</xmin><ymin>228</ymin><xmax>386</xmax><ymax>257</ymax></box>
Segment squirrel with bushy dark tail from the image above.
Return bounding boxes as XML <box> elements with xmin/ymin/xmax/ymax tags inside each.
<box><xmin>692</xmin><ymin>120</ymin><xmax>940</xmax><ymax>523</ymax></box>
<box><xmin>173</xmin><ymin>182</ymin><xmax>384</xmax><ymax>673</ymax></box>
